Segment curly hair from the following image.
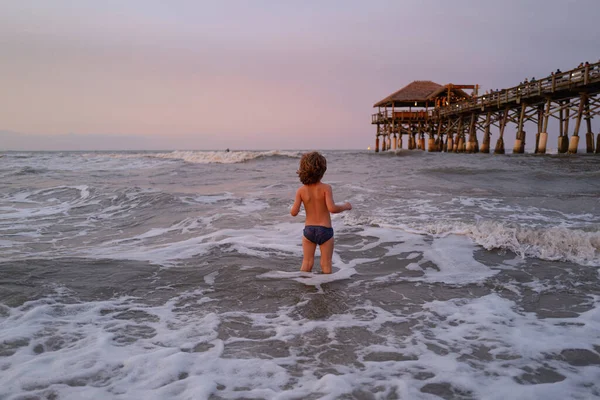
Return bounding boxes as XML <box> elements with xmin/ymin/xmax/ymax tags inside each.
<box><xmin>297</xmin><ymin>151</ymin><xmax>327</xmax><ymax>185</ymax></box>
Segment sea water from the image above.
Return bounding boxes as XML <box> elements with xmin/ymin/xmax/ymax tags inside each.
<box><xmin>0</xmin><ymin>150</ymin><xmax>599</xmax><ymax>399</ymax></box>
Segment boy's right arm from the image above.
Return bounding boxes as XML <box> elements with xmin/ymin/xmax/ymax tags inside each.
<box><xmin>290</xmin><ymin>188</ymin><xmax>302</xmax><ymax>216</ymax></box>
<box><xmin>324</xmin><ymin>185</ymin><xmax>351</xmax><ymax>214</ymax></box>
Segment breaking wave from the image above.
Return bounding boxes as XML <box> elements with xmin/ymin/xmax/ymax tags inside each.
<box><xmin>344</xmin><ymin>214</ymin><xmax>600</xmax><ymax>266</ymax></box>
<box><xmin>148</xmin><ymin>150</ymin><xmax>303</xmax><ymax>164</ymax></box>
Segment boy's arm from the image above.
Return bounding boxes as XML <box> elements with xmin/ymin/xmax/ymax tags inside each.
<box><xmin>324</xmin><ymin>184</ymin><xmax>352</xmax><ymax>214</ymax></box>
<box><xmin>290</xmin><ymin>188</ymin><xmax>302</xmax><ymax>216</ymax></box>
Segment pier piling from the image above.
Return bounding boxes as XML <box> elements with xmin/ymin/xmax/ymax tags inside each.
<box><xmin>513</xmin><ymin>104</ymin><xmax>526</xmax><ymax>154</ymax></box>
<box><xmin>569</xmin><ymin>94</ymin><xmax>586</xmax><ymax>154</ymax></box>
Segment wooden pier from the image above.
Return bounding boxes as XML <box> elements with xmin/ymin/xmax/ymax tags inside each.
<box><xmin>372</xmin><ymin>61</ymin><xmax>600</xmax><ymax>154</ymax></box>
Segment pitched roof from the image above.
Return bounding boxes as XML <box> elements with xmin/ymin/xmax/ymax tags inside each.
<box><xmin>374</xmin><ymin>81</ymin><xmax>442</xmax><ymax>107</ymax></box>
<box><xmin>427</xmin><ymin>85</ymin><xmax>470</xmax><ymax>100</ymax></box>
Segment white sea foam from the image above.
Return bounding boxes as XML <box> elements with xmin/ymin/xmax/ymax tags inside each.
<box><xmin>203</xmin><ymin>271</ymin><xmax>219</xmax><ymax>286</ymax></box>
<box><xmin>344</xmin><ymin>212</ymin><xmax>600</xmax><ymax>267</ymax></box>
<box><xmin>422</xmin><ymin>220</ymin><xmax>600</xmax><ymax>267</ymax></box>
<box><xmin>149</xmin><ymin>150</ymin><xmax>303</xmax><ymax>164</ymax></box>
<box><xmin>0</xmin><ymin>186</ymin><xmax>96</xmax><ymax>222</ymax></box>
<box><xmin>183</xmin><ymin>192</ymin><xmax>235</xmax><ymax>204</ymax></box>
<box><xmin>353</xmin><ymin>226</ymin><xmax>499</xmax><ymax>284</ymax></box>
<box><xmin>2</xmin><ymin>284</ymin><xmax>598</xmax><ymax>399</ymax></box>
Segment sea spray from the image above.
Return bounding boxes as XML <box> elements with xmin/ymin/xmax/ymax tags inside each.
<box><xmin>150</xmin><ymin>150</ymin><xmax>303</xmax><ymax>164</ymax></box>
<box><xmin>343</xmin><ymin>214</ymin><xmax>600</xmax><ymax>266</ymax></box>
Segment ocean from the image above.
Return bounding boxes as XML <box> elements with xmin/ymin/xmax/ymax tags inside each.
<box><xmin>0</xmin><ymin>149</ymin><xmax>599</xmax><ymax>400</ymax></box>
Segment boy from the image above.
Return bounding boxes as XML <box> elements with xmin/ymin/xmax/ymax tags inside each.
<box><xmin>290</xmin><ymin>152</ymin><xmax>352</xmax><ymax>274</ymax></box>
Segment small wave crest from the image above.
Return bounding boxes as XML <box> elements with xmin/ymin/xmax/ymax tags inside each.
<box><xmin>344</xmin><ymin>214</ymin><xmax>600</xmax><ymax>266</ymax></box>
<box><xmin>149</xmin><ymin>150</ymin><xmax>303</xmax><ymax>164</ymax></box>
<box><xmin>15</xmin><ymin>166</ymin><xmax>48</xmax><ymax>175</ymax></box>
<box><xmin>423</xmin><ymin>220</ymin><xmax>600</xmax><ymax>266</ymax></box>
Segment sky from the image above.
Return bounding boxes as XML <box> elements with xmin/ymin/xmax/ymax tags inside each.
<box><xmin>1</xmin><ymin>0</ymin><xmax>599</xmax><ymax>150</ymax></box>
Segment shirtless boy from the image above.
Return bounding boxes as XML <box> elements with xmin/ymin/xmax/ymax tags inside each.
<box><xmin>290</xmin><ymin>152</ymin><xmax>352</xmax><ymax>274</ymax></box>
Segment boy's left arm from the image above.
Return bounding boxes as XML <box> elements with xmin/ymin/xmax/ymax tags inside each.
<box><xmin>290</xmin><ymin>188</ymin><xmax>302</xmax><ymax>216</ymax></box>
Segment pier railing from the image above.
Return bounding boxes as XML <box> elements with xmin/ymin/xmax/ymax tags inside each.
<box><xmin>371</xmin><ymin>109</ymin><xmax>434</xmax><ymax>124</ymax></box>
<box><xmin>438</xmin><ymin>61</ymin><xmax>600</xmax><ymax>117</ymax></box>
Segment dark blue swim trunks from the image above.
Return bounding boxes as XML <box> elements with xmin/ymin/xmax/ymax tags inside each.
<box><xmin>303</xmin><ymin>225</ymin><xmax>334</xmax><ymax>245</ymax></box>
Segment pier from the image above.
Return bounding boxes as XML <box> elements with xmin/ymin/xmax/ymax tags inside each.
<box><xmin>372</xmin><ymin>61</ymin><xmax>600</xmax><ymax>154</ymax></box>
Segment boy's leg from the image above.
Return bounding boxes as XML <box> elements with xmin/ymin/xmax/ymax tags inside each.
<box><xmin>319</xmin><ymin>238</ymin><xmax>334</xmax><ymax>274</ymax></box>
<box><xmin>300</xmin><ymin>236</ymin><xmax>317</xmax><ymax>272</ymax></box>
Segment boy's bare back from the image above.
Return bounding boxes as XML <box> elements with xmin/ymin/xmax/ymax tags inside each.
<box><xmin>294</xmin><ymin>182</ymin><xmax>348</xmax><ymax>227</ymax></box>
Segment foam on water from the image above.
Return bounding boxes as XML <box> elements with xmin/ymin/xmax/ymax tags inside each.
<box><xmin>421</xmin><ymin>220</ymin><xmax>600</xmax><ymax>267</ymax></box>
<box><xmin>344</xmin><ymin>212</ymin><xmax>600</xmax><ymax>267</ymax></box>
<box><xmin>149</xmin><ymin>150</ymin><xmax>303</xmax><ymax>164</ymax></box>
<box><xmin>2</xmin><ymin>278</ymin><xmax>599</xmax><ymax>399</ymax></box>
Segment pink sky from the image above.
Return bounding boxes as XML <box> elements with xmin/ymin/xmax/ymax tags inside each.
<box><xmin>1</xmin><ymin>1</ymin><xmax>599</xmax><ymax>150</ymax></box>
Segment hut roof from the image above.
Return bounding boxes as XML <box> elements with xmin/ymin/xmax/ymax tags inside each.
<box><xmin>373</xmin><ymin>81</ymin><xmax>442</xmax><ymax>107</ymax></box>
<box><xmin>427</xmin><ymin>85</ymin><xmax>470</xmax><ymax>100</ymax></box>
<box><xmin>373</xmin><ymin>81</ymin><xmax>473</xmax><ymax>107</ymax></box>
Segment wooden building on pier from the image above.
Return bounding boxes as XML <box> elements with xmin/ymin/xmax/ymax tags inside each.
<box><xmin>372</xmin><ymin>81</ymin><xmax>477</xmax><ymax>151</ymax></box>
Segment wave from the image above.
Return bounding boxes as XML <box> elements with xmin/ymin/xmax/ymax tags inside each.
<box><xmin>343</xmin><ymin>214</ymin><xmax>600</xmax><ymax>266</ymax></box>
<box><xmin>423</xmin><ymin>220</ymin><xmax>600</xmax><ymax>266</ymax></box>
<box><xmin>148</xmin><ymin>150</ymin><xmax>303</xmax><ymax>164</ymax></box>
<box><xmin>14</xmin><ymin>166</ymin><xmax>47</xmax><ymax>175</ymax></box>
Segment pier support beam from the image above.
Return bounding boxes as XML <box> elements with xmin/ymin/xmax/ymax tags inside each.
<box><xmin>436</xmin><ymin>122</ymin><xmax>443</xmax><ymax>152</ymax></box>
<box><xmin>449</xmin><ymin>122</ymin><xmax>455</xmax><ymax>152</ymax></box>
<box><xmin>585</xmin><ymin>131</ymin><xmax>594</xmax><ymax>154</ymax></box>
<box><xmin>584</xmin><ymin>96</ymin><xmax>594</xmax><ymax>153</ymax></box>
<box><xmin>513</xmin><ymin>103</ymin><xmax>526</xmax><ymax>153</ymax></box>
<box><xmin>538</xmin><ymin>133</ymin><xmax>548</xmax><ymax>154</ymax></box>
<box><xmin>558</xmin><ymin>101</ymin><xmax>569</xmax><ymax>153</ymax></box>
<box><xmin>569</xmin><ymin>136</ymin><xmax>580</xmax><ymax>154</ymax></box>
<box><xmin>466</xmin><ymin>113</ymin><xmax>476</xmax><ymax>153</ymax></box>
<box><xmin>534</xmin><ymin>104</ymin><xmax>543</xmax><ymax>154</ymax></box>
<box><xmin>455</xmin><ymin>117</ymin><xmax>464</xmax><ymax>153</ymax></box>
<box><xmin>495</xmin><ymin>109</ymin><xmax>508</xmax><ymax>154</ymax></box>
<box><xmin>384</xmin><ymin>124</ymin><xmax>390</xmax><ymax>151</ymax></box>
<box><xmin>569</xmin><ymin>94</ymin><xmax>586</xmax><ymax>154</ymax></box>
<box><xmin>537</xmin><ymin>98</ymin><xmax>551</xmax><ymax>154</ymax></box>
<box><xmin>375</xmin><ymin>124</ymin><xmax>380</xmax><ymax>152</ymax></box>
<box><xmin>481</xmin><ymin>112</ymin><xmax>491</xmax><ymax>153</ymax></box>
<box><xmin>457</xmin><ymin>135</ymin><xmax>465</xmax><ymax>153</ymax></box>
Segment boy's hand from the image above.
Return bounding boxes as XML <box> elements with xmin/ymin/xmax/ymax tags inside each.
<box><xmin>344</xmin><ymin>202</ymin><xmax>352</xmax><ymax>211</ymax></box>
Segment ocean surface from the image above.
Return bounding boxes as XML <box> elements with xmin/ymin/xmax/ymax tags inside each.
<box><xmin>1</xmin><ymin>149</ymin><xmax>599</xmax><ymax>400</ymax></box>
